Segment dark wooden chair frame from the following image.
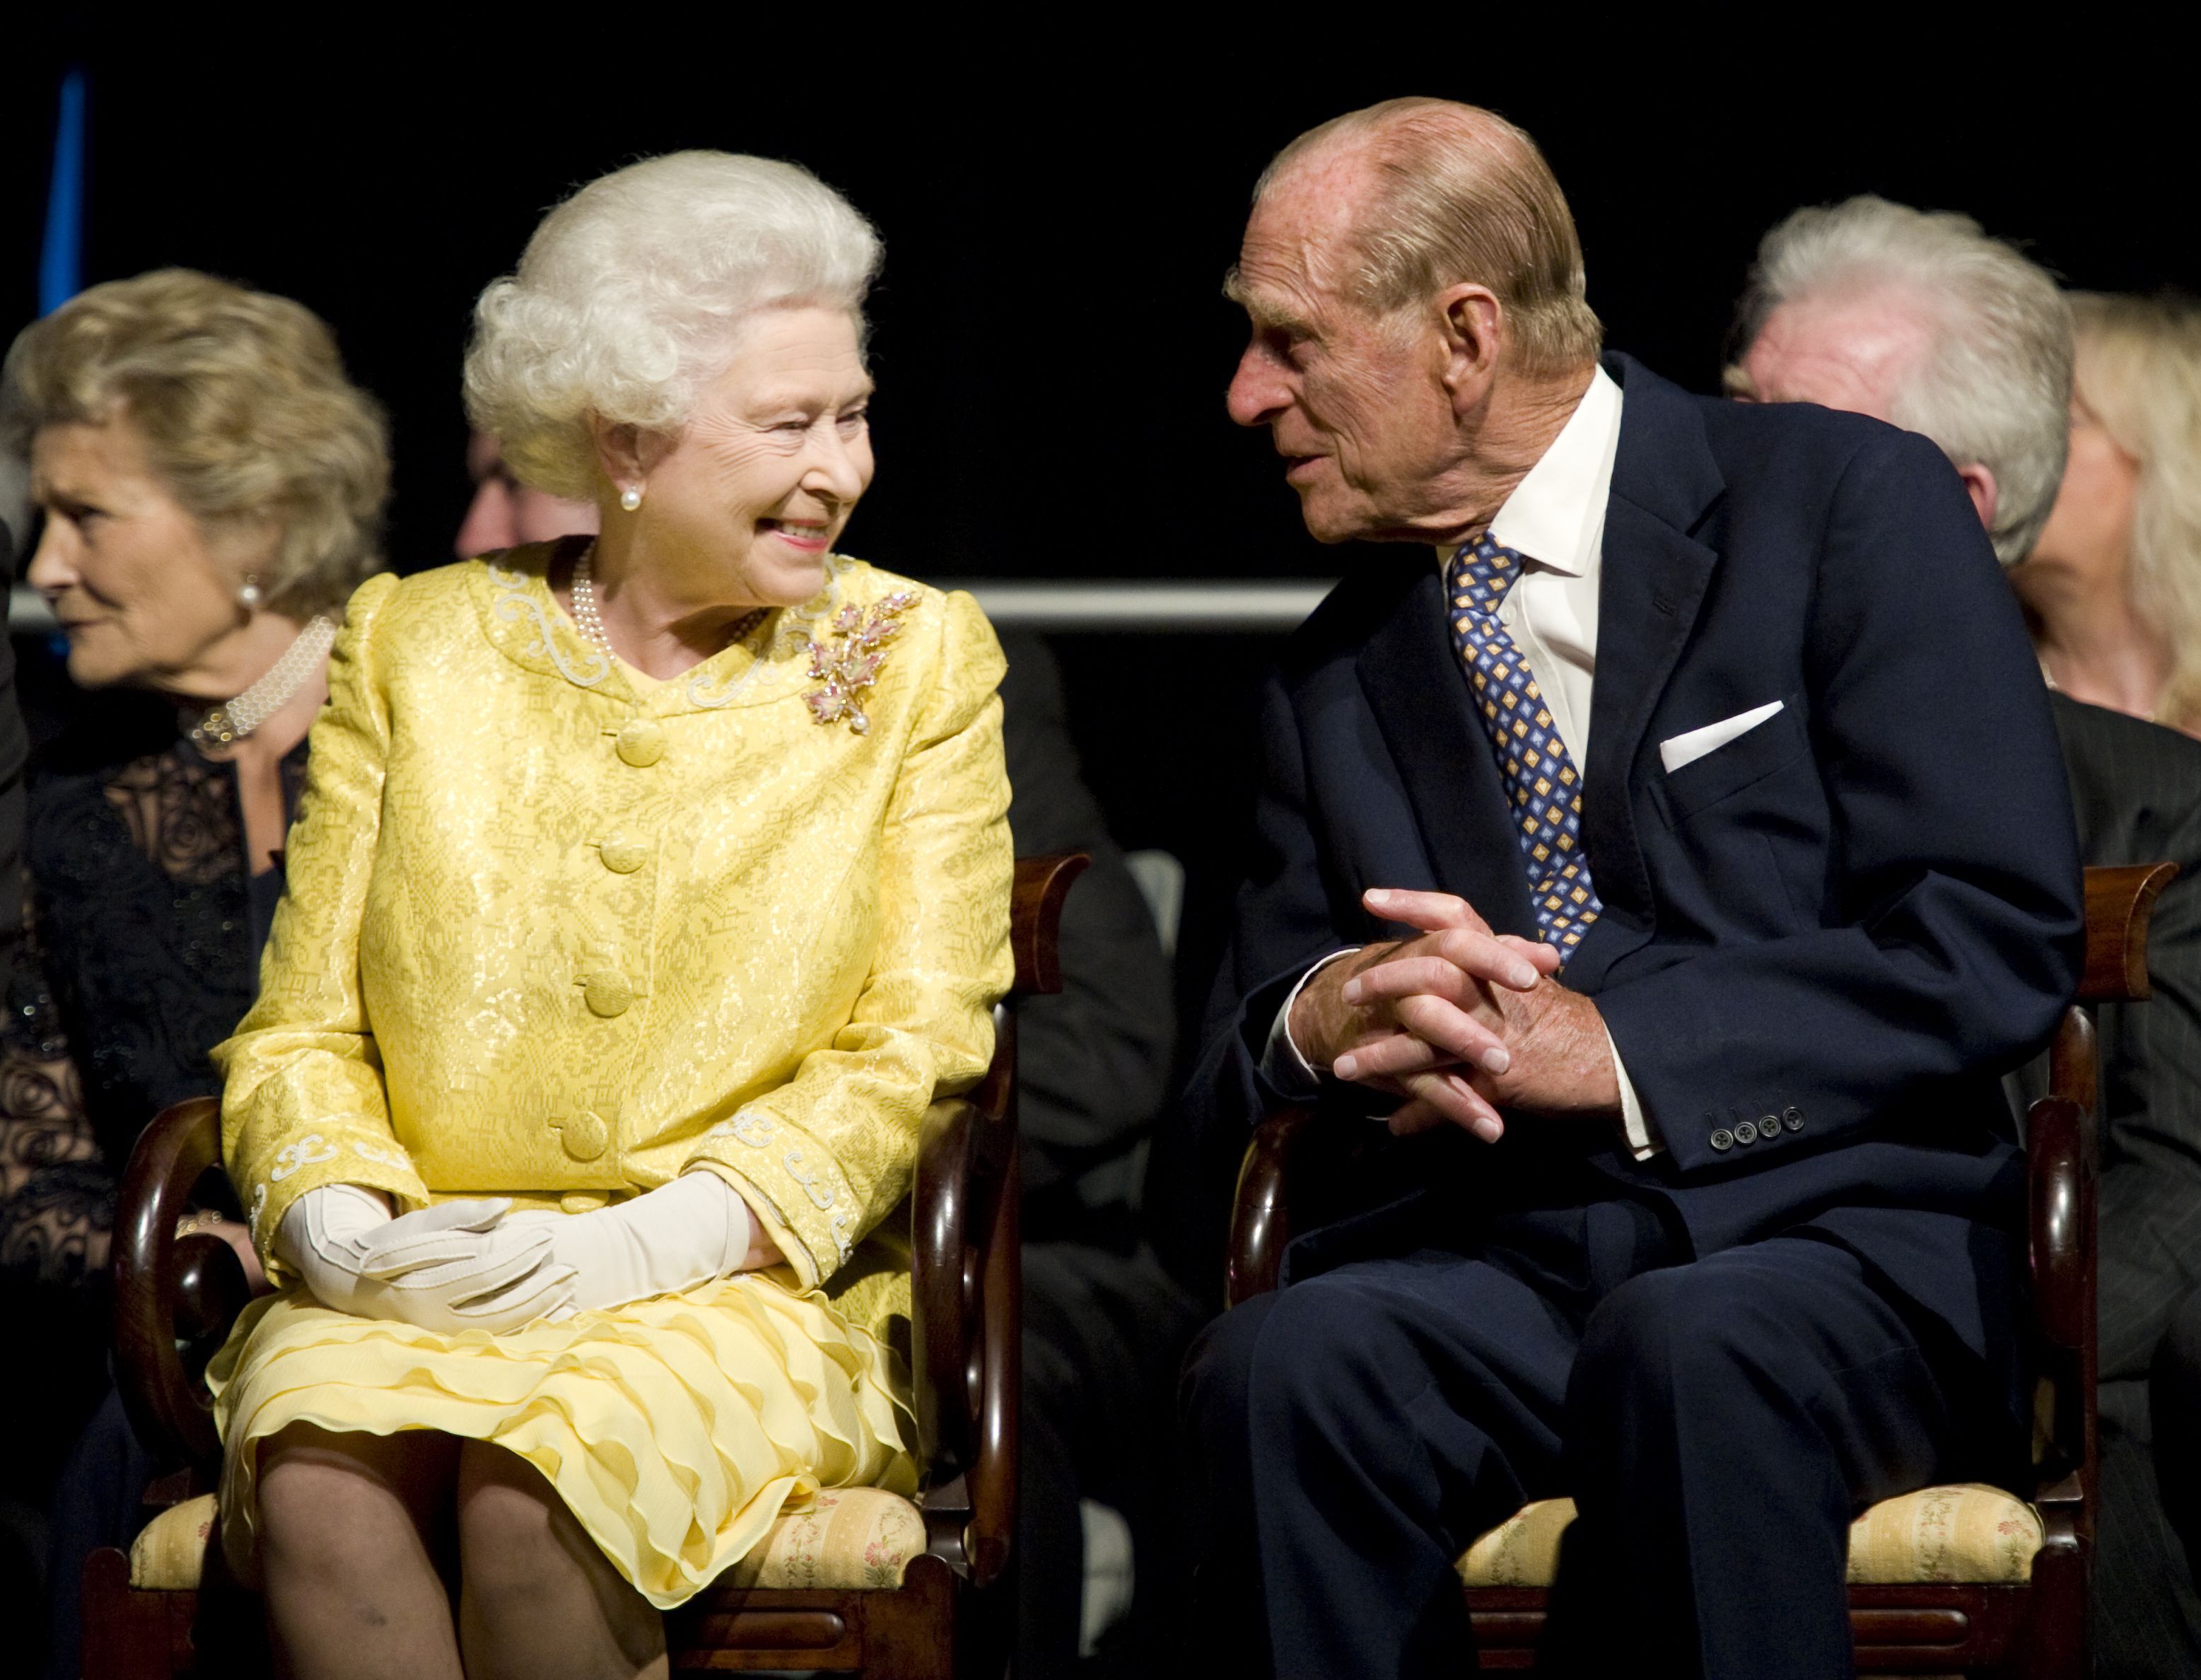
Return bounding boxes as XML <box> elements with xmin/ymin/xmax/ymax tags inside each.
<box><xmin>1225</xmin><ymin>863</ymin><xmax>2177</xmax><ymax>1678</ymax></box>
<box><xmin>82</xmin><ymin>851</ymin><xmax>1090</xmax><ymax>1679</ymax></box>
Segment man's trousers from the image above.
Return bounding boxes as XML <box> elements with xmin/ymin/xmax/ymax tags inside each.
<box><xmin>1181</xmin><ymin>1203</ymin><xmax>2016</xmax><ymax>1680</ymax></box>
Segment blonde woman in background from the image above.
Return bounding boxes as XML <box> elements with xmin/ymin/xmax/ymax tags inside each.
<box><xmin>0</xmin><ymin>269</ymin><xmax>388</xmax><ymax>1679</ymax></box>
<box><xmin>2014</xmin><ymin>293</ymin><xmax>2201</xmax><ymax>737</ymax></box>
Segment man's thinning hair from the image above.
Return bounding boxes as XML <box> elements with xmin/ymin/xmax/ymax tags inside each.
<box><xmin>1254</xmin><ymin>98</ymin><xmax>1602</xmax><ymax>378</ymax></box>
<box><xmin>1732</xmin><ymin>197</ymin><xmax>2073</xmax><ymax>564</ymax></box>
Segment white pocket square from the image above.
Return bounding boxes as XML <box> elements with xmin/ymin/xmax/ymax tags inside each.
<box><xmin>1659</xmin><ymin>701</ymin><xmax>1785</xmax><ymax>774</ymax></box>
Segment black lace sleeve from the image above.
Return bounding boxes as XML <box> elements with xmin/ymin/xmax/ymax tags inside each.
<box><xmin>0</xmin><ymin>885</ymin><xmax>107</xmax><ymax>1288</ymax></box>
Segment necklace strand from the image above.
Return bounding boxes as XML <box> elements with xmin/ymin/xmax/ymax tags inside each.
<box><xmin>570</xmin><ymin>547</ymin><xmax>767</xmax><ymax>667</ymax></box>
<box><xmin>189</xmin><ymin>614</ymin><xmax>338</xmax><ymax>749</ymax></box>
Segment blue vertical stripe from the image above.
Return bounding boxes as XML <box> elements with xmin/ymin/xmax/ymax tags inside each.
<box><xmin>39</xmin><ymin>69</ymin><xmax>88</xmax><ymax>315</ymax></box>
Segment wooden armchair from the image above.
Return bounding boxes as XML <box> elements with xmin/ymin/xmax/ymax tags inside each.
<box><xmin>1227</xmin><ymin>862</ymin><xmax>2177</xmax><ymax>1678</ymax></box>
<box><xmin>82</xmin><ymin>852</ymin><xmax>1089</xmax><ymax>1680</ymax></box>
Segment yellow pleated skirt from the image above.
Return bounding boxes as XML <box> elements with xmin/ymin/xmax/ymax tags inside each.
<box><xmin>206</xmin><ymin>1271</ymin><xmax>916</xmax><ymax>1610</ymax></box>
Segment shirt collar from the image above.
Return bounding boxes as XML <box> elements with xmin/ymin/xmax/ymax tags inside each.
<box><xmin>1460</xmin><ymin>364</ymin><xmax>1623</xmax><ymax>578</ymax></box>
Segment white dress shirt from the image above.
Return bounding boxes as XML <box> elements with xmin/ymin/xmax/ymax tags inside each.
<box><xmin>1262</xmin><ymin>366</ymin><xmax>1661</xmax><ymax>1156</ymax></box>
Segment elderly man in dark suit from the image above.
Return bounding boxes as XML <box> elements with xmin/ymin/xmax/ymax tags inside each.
<box><xmin>1727</xmin><ymin>195</ymin><xmax>2201</xmax><ymax>1680</ymax></box>
<box><xmin>1179</xmin><ymin>99</ymin><xmax>2084</xmax><ymax>1680</ymax></box>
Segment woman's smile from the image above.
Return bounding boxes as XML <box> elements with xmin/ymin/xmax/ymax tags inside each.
<box><xmin>761</xmin><ymin>518</ymin><xmax>831</xmax><ymax>554</ymax></box>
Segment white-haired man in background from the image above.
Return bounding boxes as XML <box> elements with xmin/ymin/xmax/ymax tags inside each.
<box><xmin>1732</xmin><ymin>196</ymin><xmax>2201</xmax><ymax>1680</ymax></box>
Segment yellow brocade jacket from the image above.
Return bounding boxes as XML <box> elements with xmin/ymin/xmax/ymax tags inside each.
<box><xmin>216</xmin><ymin>544</ymin><xmax>1013</xmax><ymax>1346</ymax></box>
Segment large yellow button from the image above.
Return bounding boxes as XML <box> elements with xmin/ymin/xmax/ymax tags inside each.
<box><xmin>599</xmin><ymin>833</ymin><xmax>648</xmax><ymax>874</ymax></box>
<box><xmin>552</xmin><ymin>1113</ymin><xmax>609</xmax><ymax>1162</ymax></box>
<box><xmin>560</xmin><ymin>1191</ymin><xmax>608</xmax><ymax>1213</ymax></box>
<box><xmin>582</xmin><ymin>971</ymin><xmax>634</xmax><ymax>1017</ymax></box>
<box><xmin>615</xmin><ymin>721</ymin><xmax>667</xmax><ymax>767</ymax></box>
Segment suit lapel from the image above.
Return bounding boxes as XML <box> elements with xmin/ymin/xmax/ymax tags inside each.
<box><xmin>1357</xmin><ymin>564</ymin><xmax>1539</xmax><ymax>939</ymax></box>
<box><xmin>1568</xmin><ymin>357</ymin><xmax>1724</xmax><ymax>990</ymax></box>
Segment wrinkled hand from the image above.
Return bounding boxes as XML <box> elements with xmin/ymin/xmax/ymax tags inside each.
<box><xmin>279</xmin><ymin>1188</ymin><xmax>576</xmax><ymax>1334</ymax></box>
<box><xmin>1291</xmin><ymin>889</ymin><xmax>1617</xmax><ymax>1140</ymax></box>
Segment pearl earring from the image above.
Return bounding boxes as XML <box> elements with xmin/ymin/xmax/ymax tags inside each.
<box><xmin>238</xmin><ymin>577</ymin><xmax>263</xmax><ymax>609</ymax></box>
<box><xmin>619</xmin><ymin>486</ymin><xmax>643</xmax><ymax>512</ymax></box>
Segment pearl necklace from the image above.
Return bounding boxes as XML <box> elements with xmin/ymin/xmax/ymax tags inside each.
<box><xmin>569</xmin><ymin>547</ymin><xmax>767</xmax><ymax>666</ymax></box>
<box><xmin>189</xmin><ymin>614</ymin><xmax>339</xmax><ymax>749</ymax></box>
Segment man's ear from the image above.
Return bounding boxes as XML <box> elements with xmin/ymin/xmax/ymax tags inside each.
<box><xmin>1437</xmin><ymin>284</ymin><xmax>1504</xmax><ymax>417</ymax></box>
<box><xmin>1956</xmin><ymin>461</ymin><xmax>1999</xmax><ymax>535</ymax></box>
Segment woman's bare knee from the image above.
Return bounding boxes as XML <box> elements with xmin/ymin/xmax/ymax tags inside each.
<box><xmin>259</xmin><ymin>1423</ymin><xmax>455</xmax><ymax>1575</ymax></box>
<box><xmin>457</xmin><ymin>1442</ymin><xmax>662</xmax><ymax>1676</ymax></box>
<box><xmin>455</xmin><ymin>1442</ymin><xmax>564</xmax><ymax>1592</ymax></box>
<box><xmin>255</xmin><ymin>1426</ymin><xmax>465</xmax><ymax>1678</ymax></box>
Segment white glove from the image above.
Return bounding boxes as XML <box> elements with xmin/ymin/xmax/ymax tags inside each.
<box><xmin>276</xmin><ymin>1185</ymin><xmax>576</xmax><ymax>1334</ymax></box>
<box><xmin>505</xmin><ymin>1172</ymin><xmax>754</xmax><ymax>1319</ymax></box>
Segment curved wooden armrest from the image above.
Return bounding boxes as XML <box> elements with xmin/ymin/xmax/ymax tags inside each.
<box><xmin>1227</xmin><ymin>1104</ymin><xmax>1319</xmax><ymax>1307</ymax></box>
<box><xmin>2077</xmin><ymin>861</ymin><xmax>2179</xmax><ymax>1003</ymax></box>
<box><xmin>2027</xmin><ymin>1083</ymin><xmax>2092</xmax><ymax>1358</ymax></box>
<box><xmin>902</xmin><ymin>855</ymin><xmax>1078</xmax><ymax>1588</ymax></box>
<box><xmin>111</xmin><ymin>1097</ymin><xmax>237</xmax><ymax>1473</ymax></box>
<box><xmin>2027</xmin><ymin>1080</ymin><xmax>2096</xmax><ymax>1531</ymax></box>
<box><xmin>2031</xmin><ymin>864</ymin><xmax>2179</xmax><ymax>1363</ymax></box>
<box><xmin>2023</xmin><ymin>863</ymin><xmax>2175</xmax><ymax>1532</ymax></box>
<box><xmin>911</xmin><ymin>1056</ymin><xmax>1020</xmax><ymax>1587</ymax></box>
<box><xmin>1010</xmin><ymin>853</ymin><xmax>1089</xmax><ymax>997</ymax></box>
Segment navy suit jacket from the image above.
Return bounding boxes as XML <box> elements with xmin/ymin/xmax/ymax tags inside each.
<box><xmin>1187</xmin><ymin>354</ymin><xmax>2085</xmax><ymax>1380</ymax></box>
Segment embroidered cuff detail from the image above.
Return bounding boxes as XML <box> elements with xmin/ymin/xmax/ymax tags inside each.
<box><xmin>241</xmin><ymin>1119</ymin><xmax>428</xmax><ymax>1284</ymax></box>
<box><xmin>694</xmin><ymin>1106</ymin><xmax>860</xmax><ymax>1278</ymax></box>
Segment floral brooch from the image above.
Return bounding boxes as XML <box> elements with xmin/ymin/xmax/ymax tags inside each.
<box><xmin>804</xmin><ymin>591</ymin><xmax>919</xmax><ymax>734</ymax></box>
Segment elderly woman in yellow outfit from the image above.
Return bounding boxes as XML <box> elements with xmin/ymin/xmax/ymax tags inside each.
<box><xmin>205</xmin><ymin>151</ymin><xmax>1012</xmax><ymax>1680</ymax></box>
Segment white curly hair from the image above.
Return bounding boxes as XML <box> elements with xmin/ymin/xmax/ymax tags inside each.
<box><xmin>1730</xmin><ymin>196</ymin><xmax>2072</xmax><ymax>565</ymax></box>
<box><xmin>464</xmin><ymin>151</ymin><xmax>882</xmax><ymax>501</ymax></box>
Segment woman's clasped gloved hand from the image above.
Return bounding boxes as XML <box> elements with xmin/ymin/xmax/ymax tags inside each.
<box><xmin>503</xmin><ymin>1171</ymin><xmax>758</xmax><ymax>1319</ymax></box>
<box><xmin>276</xmin><ymin>1184</ymin><xmax>578</xmax><ymax>1333</ymax></box>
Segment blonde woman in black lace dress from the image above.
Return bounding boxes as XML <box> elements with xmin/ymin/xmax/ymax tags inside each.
<box><xmin>0</xmin><ymin>269</ymin><xmax>387</xmax><ymax>1677</ymax></box>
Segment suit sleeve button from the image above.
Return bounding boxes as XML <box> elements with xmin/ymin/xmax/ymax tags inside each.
<box><xmin>1758</xmin><ymin>1114</ymin><xmax>1781</xmax><ymax>1141</ymax></box>
<box><xmin>1710</xmin><ymin>1128</ymin><xmax>1735</xmax><ymax>1153</ymax></box>
<box><xmin>1733</xmin><ymin>1119</ymin><xmax>1758</xmax><ymax>1145</ymax></box>
<box><xmin>1782</xmin><ymin>1107</ymin><xmax>1805</xmax><ymax>1132</ymax></box>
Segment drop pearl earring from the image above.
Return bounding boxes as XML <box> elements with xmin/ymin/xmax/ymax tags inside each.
<box><xmin>238</xmin><ymin>578</ymin><xmax>263</xmax><ymax>609</ymax></box>
<box><xmin>619</xmin><ymin>486</ymin><xmax>643</xmax><ymax>512</ymax></box>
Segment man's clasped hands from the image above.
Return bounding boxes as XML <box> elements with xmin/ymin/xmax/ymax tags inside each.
<box><xmin>1288</xmin><ymin>887</ymin><xmax>1624</xmax><ymax>1138</ymax></box>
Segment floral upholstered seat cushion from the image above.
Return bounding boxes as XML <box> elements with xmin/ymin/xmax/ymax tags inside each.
<box><xmin>129</xmin><ymin>1488</ymin><xmax>929</xmax><ymax>1594</ymax></box>
<box><xmin>1456</xmin><ymin>1485</ymin><xmax>2043</xmax><ymax>1588</ymax></box>
<box><xmin>129</xmin><ymin>1494</ymin><xmax>221</xmax><ymax>1590</ymax></box>
<box><xmin>708</xmin><ymin>1487</ymin><xmax>929</xmax><ymax>1593</ymax></box>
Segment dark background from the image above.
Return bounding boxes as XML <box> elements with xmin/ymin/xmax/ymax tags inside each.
<box><xmin>8</xmin><ymin>42</ymin><xmax>2197</xmax><ymax>1023</ymax></box>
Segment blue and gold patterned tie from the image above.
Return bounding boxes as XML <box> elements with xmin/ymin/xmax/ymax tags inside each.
<box><xmin>1447</xmin><ymin>534</ymin><xmax>1603</xmax><ymax>962</ymax></box>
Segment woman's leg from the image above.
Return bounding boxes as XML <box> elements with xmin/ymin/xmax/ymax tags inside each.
<box><xmin>257</xmin><ymin>1421</ymin><xmax>463</xmax><ymax>1680</ymax></box>
<box><xmin>455</xmin><ymin>1441</ymin><xmax>666</xmax><ymax>1680</ymax></box>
